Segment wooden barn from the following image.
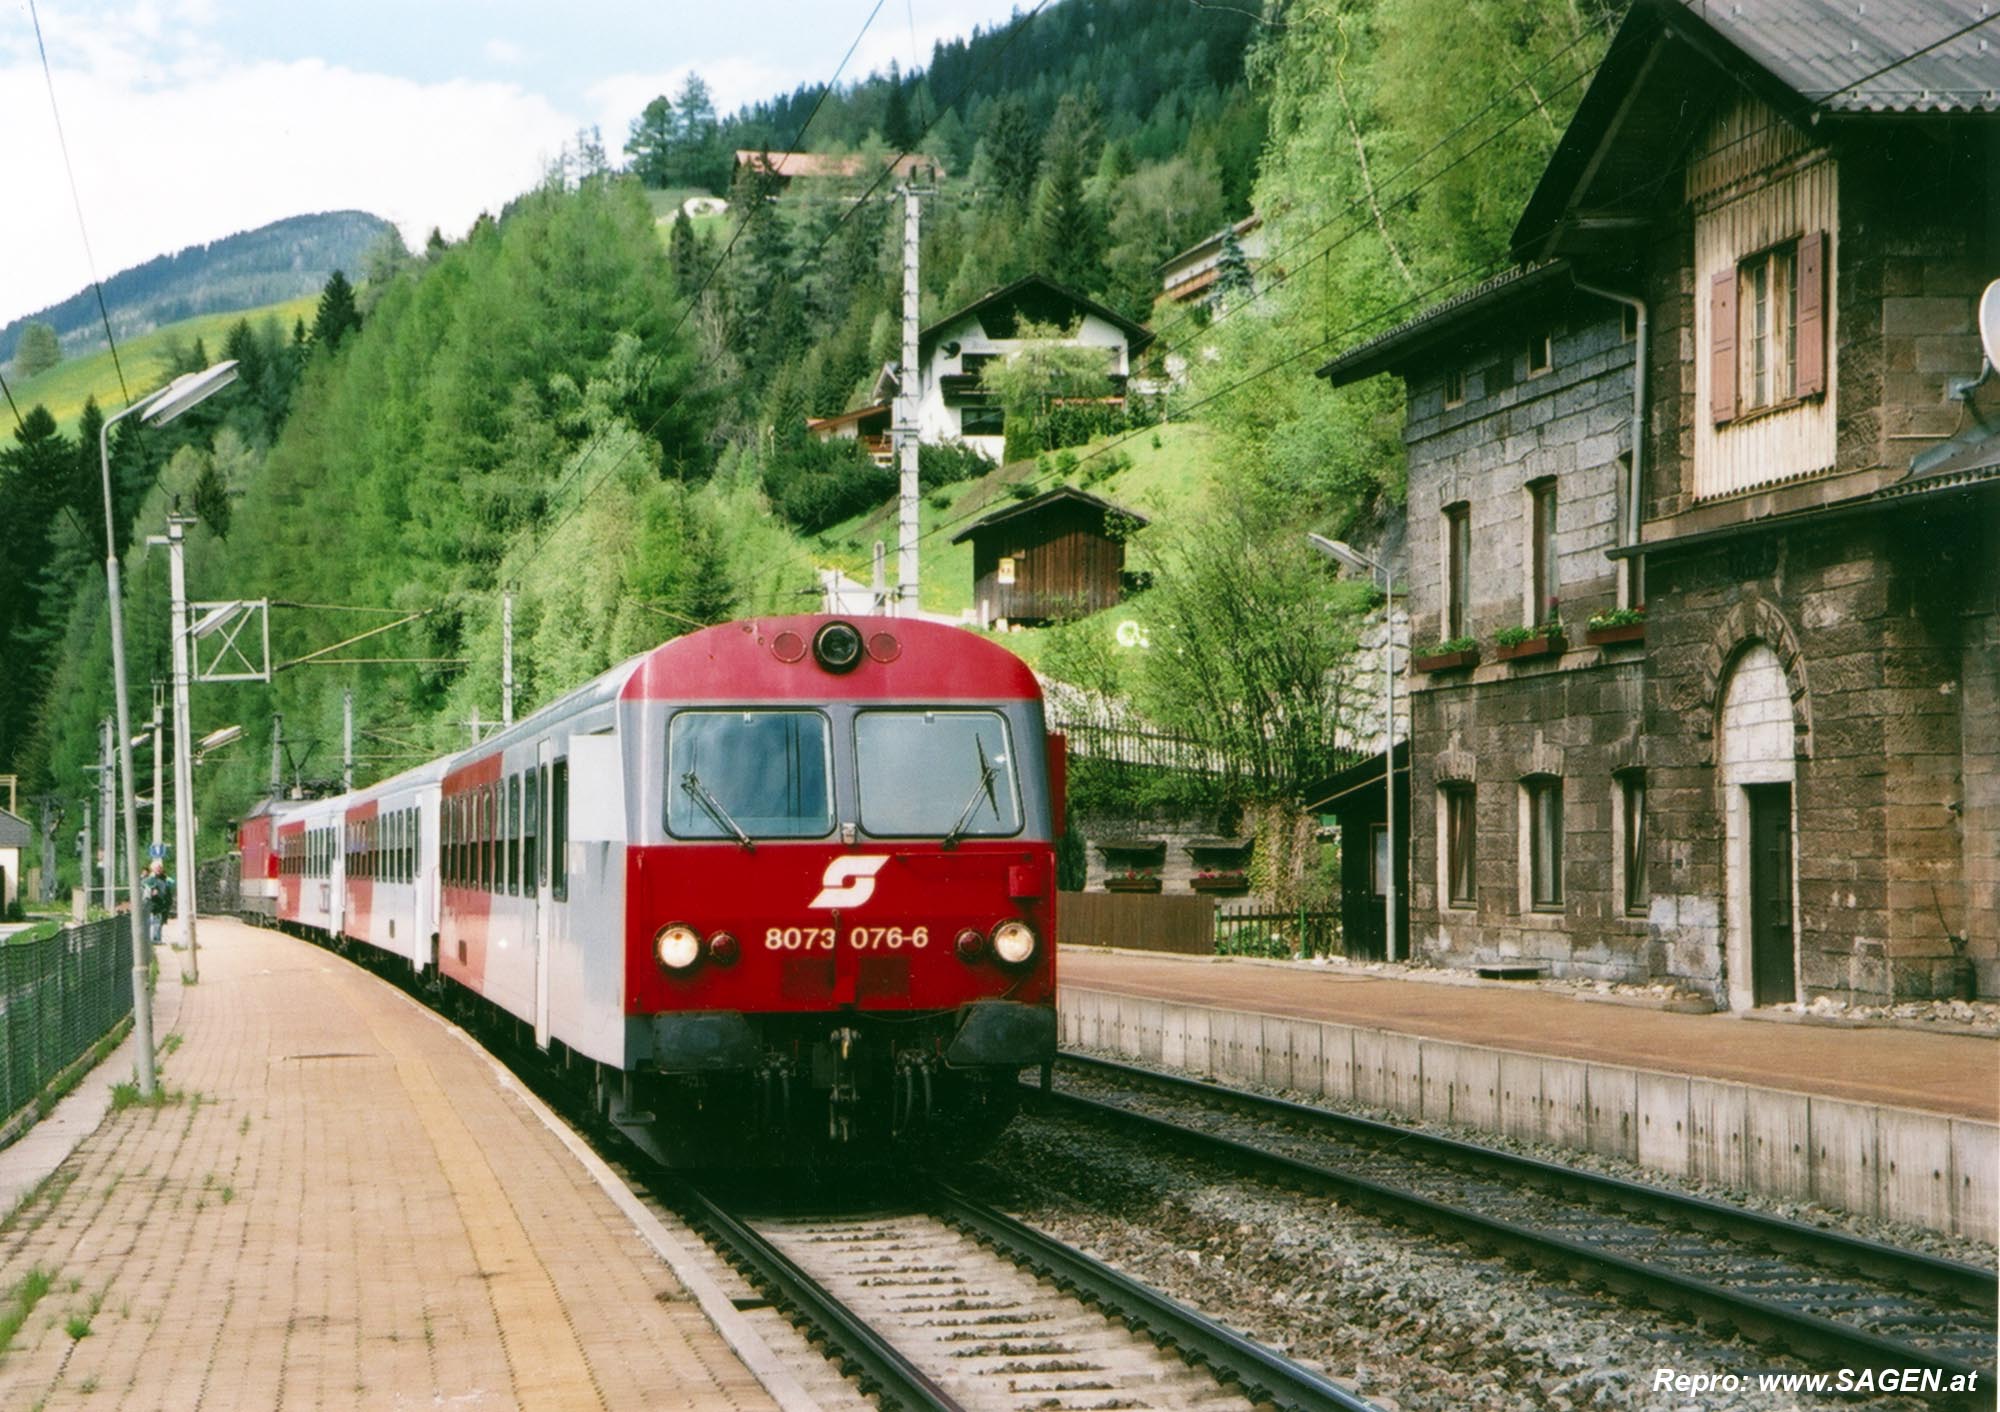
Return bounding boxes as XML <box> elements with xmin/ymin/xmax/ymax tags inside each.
<box><xmin>951</xmin><ymin>486</ymin><xmax>1147</xmax><ymax>628</ymax></box>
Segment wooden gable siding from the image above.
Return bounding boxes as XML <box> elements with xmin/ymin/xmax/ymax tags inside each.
<box><xmin>969</xmin><ymin>500</ymin><xmax>1128</xmax><ymax>623</ymax></box>
<box><xmin>1688</xmin><ymin>95</ymin><xmax>1839</xmax><ymax>499</ymax></box>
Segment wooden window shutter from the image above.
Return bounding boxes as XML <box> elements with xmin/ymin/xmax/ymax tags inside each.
<box><xmin>1795</xmin><ymin>230</ymin><xmax>1826</xmax><ymax>398</ymax></box>
<box><xmin>1709</xmin><ymin>270</ymin><xmax>1738</xmax><ymax>424</ymax></box>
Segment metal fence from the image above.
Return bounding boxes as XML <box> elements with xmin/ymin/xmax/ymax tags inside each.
<box><xmin>0</xmin><ymin>919</ymin><xmax>134</xmax><ymax>1127</ymax></box>
<box><xmin>1214</xmin><ymin>904</ymin><xmax>1342</xmax><ymax>960</ymax></box>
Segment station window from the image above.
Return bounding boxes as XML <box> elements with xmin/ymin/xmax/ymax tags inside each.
<box><xmin>1526</xmin><ymin>329</ymin><xmax>1552</xmax><ymax>376</ymax></box>
<box><xmin>1442</xmin><ymin>366</ymin><xmax>1466</xmax><ymax>408</ymax></box>
<box><xmin>1524</xmin><ymin>777</ymin><xmax>1563</xmax><ymax>911</ymax></box>
<box><xmin>1527</xmin><ymin>478</ymin><xmax>1558</xmax><ymax>625</ymax></box>
<box><xmin>1443</xmin><ymin>502</ymin><xmax>1471</xmax><ymax>641</ymax></box>
<box><xmin>1618</xmin><ymin>771</ymin><xmax>1647</xmax><ymax>916</ymax></box>
<box><xmin>1441</xmin><ymin>784</ymin><xmax>1476</xmax><ymax>909</ymax></box>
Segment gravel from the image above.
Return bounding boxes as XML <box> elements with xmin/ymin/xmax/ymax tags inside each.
<box><xmin>961</xmin><ymin>1109</ymin><xmax>1951</xmax><ymax>1412</ymax></box>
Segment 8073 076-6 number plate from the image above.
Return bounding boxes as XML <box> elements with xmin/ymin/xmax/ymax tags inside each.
<box><xmin>762</xmin><ymin>925</ymin><xmax>930</xmax><ymax>951</ymax></box>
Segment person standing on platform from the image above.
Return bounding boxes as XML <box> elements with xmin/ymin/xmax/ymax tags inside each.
<box><xmin>143</xmin><ymin>860</ymin><xmax>174</xmax><ymax>945</ymax></box>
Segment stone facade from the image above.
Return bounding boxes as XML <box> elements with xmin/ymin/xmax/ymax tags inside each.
<box><xmin>1318</xmin><ymin>6</ymin><xmax>1998</xmax><ymax>1006</ymax></box>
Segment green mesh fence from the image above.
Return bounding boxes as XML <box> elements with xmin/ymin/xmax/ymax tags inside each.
<box><xmin>0</xmin><ymin>920</ymin><xmax>134</xmax><ymax>1125</ymax></box>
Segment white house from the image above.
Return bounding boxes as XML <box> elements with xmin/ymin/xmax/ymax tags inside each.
<box><xmin>0</xmin><ymin>807</ymin><xmax>29</xmax><ymax>913</ymax></box>
<box><xmin>1158</xmin><ymin>214</ymin><xmax>1266</xmax><ymax>307</ymax></box>
<box><xmin>866</xmin><ymin>274</ymin><xmax>1154</xmax><ymax>464</ymax></box>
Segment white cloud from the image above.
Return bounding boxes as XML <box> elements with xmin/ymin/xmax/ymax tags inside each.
<box><xmin>483</xmin><ymin>37</ymin><xmax>526</xmax><ymax>67</ymax></box>
<box><xmin>2</xmin><ymin>51</ymin><xmax>579</xmax><ymax>326</ymax></box>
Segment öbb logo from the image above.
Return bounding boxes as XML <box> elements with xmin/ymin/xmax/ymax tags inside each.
<box><xmin>810</xmin><ymin>856</ymin><xmax>889</xmax><ymax>908</ymax></box>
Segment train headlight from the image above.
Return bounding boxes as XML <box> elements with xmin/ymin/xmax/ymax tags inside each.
<box><xmin>990</xmin><ymin>920</ymin><xmax>1037</xmax><ymax>966</ymax></box>
<box><xmin>655</xmin><ymin>923</ymin><xmax>702</xmax><ymax>971</ymax></box>
<box><xmin>812</xmin><ymin>620</ymin><xmax>864</xmax><ymax>674</ymax></box>
<box><xmin>707</xmin><ymin>931</ymin><xmax>740</xmax><ymax>966</ymax></box>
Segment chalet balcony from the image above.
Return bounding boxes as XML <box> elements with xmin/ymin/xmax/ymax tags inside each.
<box><xmin>939</xmin><ymin>373</ymin><xmax>992</xmax><ymax>403</ymax></box>
<box><xmin>860</xmin><ymin>434</ymin><xmax>893</xmax><ymax>467</ymax></box>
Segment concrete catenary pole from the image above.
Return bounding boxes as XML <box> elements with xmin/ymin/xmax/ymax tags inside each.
<box><xmin>150</xmin><ymin>685</ymin><xmax>164</xmax><ymax>852</ymax></box>
<box><xmin>894</xmin><ymin>185</ymin><xmax>922</xmax><ymax>614</ymax></box>
<box><xmin>99</xmin><ymin>719</ymin><xmax>115</xmax><ymax>909</ymax></box>
<box><xmin>343</xmin><ymin>688</ymin><xmax>354</xmax><ymax>792</ymax></box>
<box><xmin>502</xmin><ymin>590</ymin><xmax>514</xmax><ymax>727</ymax></box>
<box><xmin>270</xmin><ymin>711</ymin><xmax>284</xmax><ymax>797</ymax></box>
<box><xmin>167</xmin><ymin>514</ymin><xmax>199</xmax><ymax>983</ymax></box>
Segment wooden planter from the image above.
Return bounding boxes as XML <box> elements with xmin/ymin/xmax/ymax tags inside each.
<box><xmin>1413</xmin><ymin>647</ymin><xmax>1480</xmax><ymax>673</ymax></box>
<box><xmin>1585</xmin><ymin>621</ymin><xmax>1647</xmax><ymax>647</ymax></box>
<box><xmin>1494</xmin><ymin>630</ymin><xmax>1566</xmax><ymax>662</ymax></box>
<box><xmin>1105</xmin><ymin>876</ymin><xmax>1162</xmax><ymax>894</ymax></box>
<box><xmin>1189</xmin><ymin>873</ymin><xmax>1249</xmax><ymax>895</ymax></box>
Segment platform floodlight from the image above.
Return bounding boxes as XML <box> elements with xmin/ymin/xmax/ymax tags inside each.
<box><xmin>140</xmin><ymin>360</ymin><xmax>239</xmax><ymax>427</ymax></box>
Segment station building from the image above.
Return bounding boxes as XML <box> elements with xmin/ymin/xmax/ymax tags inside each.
<box><xmin>1317</xmin><ymin>0</ymin><xmax>1998</xmax><ymax>1007</ymax></box>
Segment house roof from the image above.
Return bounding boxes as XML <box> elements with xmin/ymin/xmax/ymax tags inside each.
<box><xmin>734</xmin><ymin>150</ymin><xmax>947</xmax><ymax>181</ymax></box>
<box><xmin>805</xmin><ymin>401</ymin><xmax>891</xmax><ymax>433</ymax></box>
<box><xmin>1514</xmin><ymin>0</ymin><xmax>1999</xmax><ymax>262</ymax></box>
<box><xmin>0</xmin><ymin>807</ymin><xmax>30</xmax><ymax>848</ymax></box>
<box><xmin>949</xmin><ymin>485</ymin><xmax>1150</xmax><ymax>544</ymax></box>
<box><xmin>1299</xmin><ymin>740</ymin><xmax>1408</xmax><ymax>814</ymax></box>
<box><xmin>922</xmin><ymin>274</ymin><xmax>1153</xmax><ymax>355</ymax></box>
<box><xmin>1157</xmin><ymin>214</ymin><xmax>1264</xmax><ymax>277</ymax></box>
<box><xmin>1314</xmin><ymin>261</ymin><xmax>1580</xmax><ymax>386</ymax></box>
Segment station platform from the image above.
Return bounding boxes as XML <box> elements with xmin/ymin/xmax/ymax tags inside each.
<box><xmin>0</xmin><ymin>917</ymin><xmax>801</xmax><ymax>1412</ymax></box>
<box><xmin>1061</xmin><ymin>948</ymin><xmax>1998</xmax><ymax>1121</ymax></box>
<box><xmin>1058</xmin><ymin>947</ymin><xmax>1998</xmax><ymax>1240</ymax></box>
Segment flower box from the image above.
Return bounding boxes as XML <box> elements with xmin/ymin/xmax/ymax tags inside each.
<box><xmin>1189</xmin><ymin>872</ymin><xmax>1249</xmax><ymax>895</ymax></box>
<box><xmin>1585</xmin><ymin>621</ymin><xmax>1646</xmax><ymax>647</ymax></box>
<box><xmin>1105</xmin><ymin>875</ymin><xmax>1162</xmax><ymax>894</ymax></box>
<box><xmin>1494</xmin><ymin>629</ymin><xmax>1566</xmax><ymax>662</ymax></box>
<box><xmin>1413</xmin><ymin>647</ymin><xmax>1480</xmax><ymax>673</ymax></box>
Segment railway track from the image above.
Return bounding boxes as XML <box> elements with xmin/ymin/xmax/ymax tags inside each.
<box><xmin>1039</xmin><ymin>1052</ymin><xmax>1997</xmax><ymax>1397</ymax></box>
<box><xmin>667</xmin><ymin>1177</ymin><xmax>1383</xmax><ymax>1412</ymax></box>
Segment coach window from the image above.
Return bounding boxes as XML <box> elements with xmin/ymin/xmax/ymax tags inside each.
<box><xmin>505</xmin><ymin>775</ymin><xmax>520</xmax><ymax>896</ymax></box>
<box><xmin>524</xmin><ymin>768</ymin><xmax>541</xmax><ymax>893</ymax></box>
<box><xmin>855</xmin><ymin>711</ymin><xmax>1021</xmax><ymax>839</ymax></box>
<box><xmin>551</xmin><ymin>759</ymin><xmax>569</xmax><ymax>902</ymax></box>
<box><xmin>666</xmin><ymin>711</ymin><xmax>833</xmax><ymax>839</ymax></box>
<box><xmin>485</xmin><ymin>786</ymin><xmax>498</xmax><ymax>893</ymax></box>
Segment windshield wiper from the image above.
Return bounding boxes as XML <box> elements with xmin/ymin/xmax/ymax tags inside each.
<box><xmin>940</xmin><ymin>736</ymin><xmax>999</xmax><ymax>850</ymax></box>
<box><xmin>681</xmin><ymin>771</ymin><xmax>753</xmax><ymax>850</ymax></box>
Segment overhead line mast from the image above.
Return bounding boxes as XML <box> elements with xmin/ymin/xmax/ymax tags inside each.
<box><xmin>894</xmin><ymin>181</ymin><xmax>930</xmax><ymax>614</ymax></box>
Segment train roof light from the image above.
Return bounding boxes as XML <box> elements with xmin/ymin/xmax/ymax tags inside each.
<box><xmin>812</xmin><ymin>621</ymin><xmax>864</xmax><ymax>674</ymax></box>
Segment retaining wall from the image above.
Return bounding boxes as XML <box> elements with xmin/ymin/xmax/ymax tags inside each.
<box><xmin>1061</xmin><ymin>986</ymin><xmax>1997</xmax><ymax>1241</ymax></box>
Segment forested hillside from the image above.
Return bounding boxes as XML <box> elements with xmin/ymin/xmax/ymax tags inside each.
<box><xmin>0</xmin><ymin>0</ymin><xmax>1617</xmax><ymax>892</ymax></box>
<box><xmin>0</xmin><ymin>210</ymin><xmax>393</xmax><ymax>367</ymax></box>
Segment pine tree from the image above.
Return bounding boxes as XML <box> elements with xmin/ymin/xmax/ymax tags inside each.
<box><xmin>883</xmin><ymin>61</ymin><xmax>915</xmax><ymax>151</ymax></box>
<box><xmin>669</xmin><ymin>207</ymin><xmax>699</xmax><ymax>293</ymax></box>
<box><xmin>625</xmin><ymin>94</ymin><xmax>676</xmax><ymax>186</ymax></box>
<box><xmin>1032</xmin><ymin>93</ymin><xmax>1107</xmax><ymax>290</ymax></box>
<box><xmin>311</xmin><ymin>271</ymin><xmax>361</xmax><ymax>351</ymax></box>
<box><xmin>984</xmin><ymin>96</ymin><xmax>1041</xmax><ymax>209</ymax></box>
<box><xmin>1215</xmin><ymin>225</ymin><xmax>1254</xmax><ymax>306</ymax></box>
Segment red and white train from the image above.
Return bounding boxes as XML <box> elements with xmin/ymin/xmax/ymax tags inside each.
<box><xmin>238</xmin><ymin>616</ymin><xmax>1062</xmax><ymax>1161</ymax></box>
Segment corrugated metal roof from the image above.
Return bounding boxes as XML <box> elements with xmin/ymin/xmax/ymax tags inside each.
<box><xmin>1684</xmin><ymin>0</ymin><xmax>2000</xmax><ymax>113</ymax></box>
<box><xmin>1315</xmin><ymin>261</ymin><xmax>1574</xmax><ymax>385</ymax></box>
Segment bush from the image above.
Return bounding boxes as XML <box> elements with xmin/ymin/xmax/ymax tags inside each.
<box><xmin>919</xmin><ymin>439</ymin><xmax>989</xmax><ymax>488</ymax></box>
<box><xmin>762</xmin><ymin>437</ymin><xmax>896</xmax><ymax>533</ymax></box>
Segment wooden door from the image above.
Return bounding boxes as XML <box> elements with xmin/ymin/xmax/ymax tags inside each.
<box><xmin>1747</xmin><ymin>784</ymin><xmax>1795</xmax><ymax>1006</ymax></box>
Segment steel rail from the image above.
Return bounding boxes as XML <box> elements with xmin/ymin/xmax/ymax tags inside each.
<box><xmin>1037</xmin><ymin>1060</ymin><xmax>1993</xmax><ymax>1392</ymax></box>
<box><xmin>928</xmin><ymin>1181</ymin><xmax>1385</xmax><ymax>1412</ymax></box>
<box><xmin>1057</xmin><ymin>1052</ymin><xmax>1997</xmax><ymax>1308</ymax></box>
<box><xmin>673</xmin><ymin>1183</ymin><xmax>970</xmax><ymax>1412</ymax></box>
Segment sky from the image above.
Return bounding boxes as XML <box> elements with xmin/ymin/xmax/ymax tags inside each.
<box><xmin>1</xmin><ymin>0</ymin><xmax>1028</xmax><ymax>326</ymax></box>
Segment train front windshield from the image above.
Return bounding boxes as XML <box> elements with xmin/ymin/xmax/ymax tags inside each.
<box><xmin>667</xmin><ymin>711</ymin><xmax>834</xmax><ymax>838</ymax></box>
<box><xmin>855</xmin><ymin>710</ymin><xmax>1020</xmax><ymax>839</ymax></box>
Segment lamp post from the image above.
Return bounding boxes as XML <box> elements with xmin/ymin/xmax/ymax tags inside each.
<box><xmin>100</xmin><ymin>360</ymin><xmax>237</xmax><ymax>1097</ymax></box>
<box><xmin>1307</xmin><ymin>533</ymin><xmax>1403</xmax><ymax>963</ymax></box>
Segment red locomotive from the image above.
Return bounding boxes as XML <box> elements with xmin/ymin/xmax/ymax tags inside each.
<box><xmin>245</xmin><ymin>616</ymin><xmax>1062</xmax><ymax>1162</ymax></box>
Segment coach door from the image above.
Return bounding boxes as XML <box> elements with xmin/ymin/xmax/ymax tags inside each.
<box><xmin>533</xmin><ymin>740</ymin><xmax>555</xmax><ymax>1049</ymax></box>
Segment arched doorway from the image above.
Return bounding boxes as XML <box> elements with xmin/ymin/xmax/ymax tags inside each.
<box><xmin>1720</xmin><ymin>643</ymin><xmax>1799</xmax><ymax>1010</ymax></box>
